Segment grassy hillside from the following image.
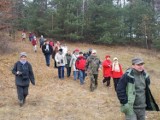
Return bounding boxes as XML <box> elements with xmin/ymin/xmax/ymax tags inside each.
<box><xmin>0</xmin><ymin>35</ymin><xmax>160</xmax><ymax>120</ymax></box>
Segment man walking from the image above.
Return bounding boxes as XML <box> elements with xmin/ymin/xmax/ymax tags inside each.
<box><xmin>42</xmin><ymin>39</ymin><xmax>53</xmax><ymax>67</ymax></box>
<box><xmin>85</xmin><ymin>50</ymin><xmax>101</xmax><ymax>91</ymax></box>
<box><xmin>75</xmin><ymin>52</ymin><xmax>86</xmax><ymax>85</ymax></box>
<box><xmin>12</xmin><ymin>52</ymin><xmax>35</xmax><ymax>106</ymax></box>
<box><xmin>116</xmin><ymin>57</ymin><xmax>159</xmax><ymax>120</ymax></box>
<box><xmin>55</xmin><ymin>48</ymin><xmax>66</xmax><ymax>79</ymax></box>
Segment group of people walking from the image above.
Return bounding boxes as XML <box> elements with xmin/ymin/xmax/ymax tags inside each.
<box><xmin>12</xmin><ymin>33</ymin><xmax>159</xmax><ymax>120</ymax></box>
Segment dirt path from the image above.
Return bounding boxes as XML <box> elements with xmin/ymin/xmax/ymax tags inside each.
<box><xmin>0</xmin><ymin>40</ymin><xmax>159</xmax><ymax>120</ymax></box>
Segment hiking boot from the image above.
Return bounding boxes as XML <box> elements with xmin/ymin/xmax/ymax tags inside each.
<box><xmin>19</xmin><ymin>100</ymin><xmax>23</xmax><ymax>107</ymax></box>
<box><xmin>90</xmin><ymin>83</ymin><xmax>95</xmax><ymax>92</ymax></box>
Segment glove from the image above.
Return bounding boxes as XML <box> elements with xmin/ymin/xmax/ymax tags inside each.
<box><xmin>31</xmin><ymin>81</ymin><xmax>35</xmax><ymax>86</ymax></box>
<box><xmin>121</xmin><ymin>103</ymin><xmax>134</xmax><ymax>116</ymax></box>
<box><xmin>16</xmin><ymin>71</ymin><xmax>22</xmax><ymax>75</ymax></box>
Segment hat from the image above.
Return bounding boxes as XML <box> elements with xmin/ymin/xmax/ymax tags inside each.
<box><xmin>92</xmin><ymin>49</ymin><xmax>97</xmax><ymax>54</ymax></box>
<box><xmin>59</xmin><ymin>48</ymin><xmax>63</xmax><ymax>52</ymax></box>
<box><xmin>132</xmin><ymin>57</ymin><xmax>144</xmax><ymax>65</ymax></box>
<box><xmin>105</xmin><ymin>55</ymin><xmax>110</xmax><ymax>59</ymax></box>
<box><xmin>74</xmin><ymin>48</ymin><xmax>79</xmax><ymax>52</ymax></box>
<box><xmin>113</xmin><ymin>57</ymin><xmax>118</xmax><ymax>61</ymax></box>
<box><xmin>20</xmin><ymin>52</ymin><xmax>27</xmax><ymax>57</ymax></box>
<box><xmin>34</xmin><ymin>36</ymin><xmax>36</xmax><ymax>39</ymax></box>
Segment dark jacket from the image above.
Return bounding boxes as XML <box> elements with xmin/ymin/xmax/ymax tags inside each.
<box><xmin>42</xmin><ymin>44</ymin><xmax>53</xmax><ymax>55</ymax></box>
<box><xmin>116</xmin><ymin>68</ymin><xmax>159</xmax><ymax>112</ymax></box>
<box><xmin>65</xmin><ymin>53</ymin><xmax>72</xmax><ymax>68</ymax></box>
<box><xmin>12</xmin><ymin>61</ymin><xmax>35</xmax><ymax>86</ymax></box>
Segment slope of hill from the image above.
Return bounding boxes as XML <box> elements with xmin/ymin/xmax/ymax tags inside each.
<box><xmin>0</xmin><ymin>37</ymin><xmax>160</xmax><ymax>120</ymax></box>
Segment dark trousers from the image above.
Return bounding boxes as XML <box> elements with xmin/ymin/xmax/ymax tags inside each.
<box><xmin>58</xmin><ymin>66</ymin><xmax>64</xmax><ymax>79</ymax></box>
<box><xmin>66</xmin><ymin>67</ymin><xmax>71</xmax><ymax>77</ymax></box>
<box><xmin>113</xmin><ymin>78</ymin><xmax>120</xmax><ymax>91</ymax></box>
<box><xmin>45</xmin><ymin>54</ymin><xmax>50</xmax><ymax>66</ymax></box>
<box><xmin>54</xmin><ymin>59</ymin><xmax>57</xmax><ymax>68</ymax></box>
<box><xmin>16</xmin><ymin>85</ymin><xmax>29</xmax><ymax>101</ymax></box>
<box><xmin>103</xmin><ymin>77</ymin><xmax>111</xmax><ymax>87</ymax></box>
<box><xmin>90</xmin><ymin>74</ymin><xmax>98</xmax><ymax>91</ymax></box>
<box><xmin>91</xmin><ymin>74</ymin><xmax>98</xmax><ymax>86</ymax></box>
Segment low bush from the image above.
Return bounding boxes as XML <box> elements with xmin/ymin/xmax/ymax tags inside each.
<box><xmin>0</xmin><ymin>32</ymin><xmax>17</xmax><ymax>54</ymax></box>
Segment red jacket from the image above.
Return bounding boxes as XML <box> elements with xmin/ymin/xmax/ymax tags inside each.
<box><xmin>32</xmin><ymin>39</ymin><xmax>37</xmax><ymax>46</ymax></box>
<box><xmin>111</xmin><ymin>64</ymin><xmax>123</xmax><ymax>78</ymax></box>
<box><xmin>75</xmin><ymin>56</ymin><xmax>86</xmax><ymax>70</ymax></box>
<box><xmin>49</xmin><ymin>41</ymin><xmax>54</xmax><ymax>47</ymax></box>
<box><xmin>102</xmin><ymin>60</ymin><xmax>112</xmax><ymax>77</ymax></box>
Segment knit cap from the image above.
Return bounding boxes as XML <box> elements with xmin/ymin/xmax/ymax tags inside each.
<box><xmin>132</xmin><ymin>57</ymin><xmax>144</xmax><ymax>65</ymax></box>
<box><xmin>20</xmin><ymin>52</ymin><xmax>27</xmax><ymax>57</ymax></box>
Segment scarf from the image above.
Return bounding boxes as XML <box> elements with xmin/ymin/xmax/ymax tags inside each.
<box><xmin>46</xmin><ymin>44</ymin><xmax>49</xmax><ymax>51</ymax></box>
<box><xmin>20</xmin><ymin>60</ymin><xmax>27</xmax><ymax>65</ymax></box>
<box><xmin>112</xmin><ymin>61</ymin><xmax>120</xmax><ymax>72</ymax></box>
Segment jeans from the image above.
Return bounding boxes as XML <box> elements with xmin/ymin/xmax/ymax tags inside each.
<box><xmin>16</xmin><ymin>85</ymin><xmax>29</xmax><ymax>101</ymax></box>
<box><xmin>73</xmin><ymin>71</ymin><xmax>79</xmax><ymax>80</ymax></box>
<box><xmin>45</xmin><ymin>54</ymin><xmax>50</xmax><ymax>66</ymax></box>
<box><xmin>58</xmin><ymin>66</ymin><xmax>64</xmax><ymax>79</ymax></box>
<box><xmin>79</xmin><ymin>70</ymin><xmax>85</xmax><ymax>84</ymax></box>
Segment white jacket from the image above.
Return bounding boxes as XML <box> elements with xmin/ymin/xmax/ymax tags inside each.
<box><xmin>69</xmin><ymin>54</ymin><xmax>79</xmax><ymax>71</ymax></box>
<box><xmin>55</xmin><ymin>53</ymin><xmax>66</xmax><ymax>67</ymax></box>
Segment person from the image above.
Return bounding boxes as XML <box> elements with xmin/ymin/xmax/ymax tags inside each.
<box><xmin>21</xmin><ymin>31</ymin><xmax>26</xmax><ymax>41</ymax></box>
<box><xmin>102</xmin><ymin>55</ymin><xmax>112</xmax><ymax>87</ymax></box>
<box><xmin>116</xmin><ymin>57</ymin><xmax>159</xmax><ymax>120</ymax></box>
<box><xmin>52</xmin><ymin>45</ymin><xmax>59</xmax><ymax>68</ymax></box>
<box><xmin>85</xmin><ymin>49</ymin><xmax>101</xmax><ymax>91</ymax></box>
<box><xmin>65</xmin><ymin>50</ymin><xmax>72</xmax><ymax>77</ymax></box>
<box><xmin>42</xmin><ymin>39</ymin><xmax>53</xmax><ymax>67</ymax></box>
<box><xmin>75</xmin><ymin>52</ymin><xmax>86</xmax><ymax>85</ymax></box>
<box><xmin>54</xmin><ymin>41</ymin><xmax>61</xmax><ymax>50</ymax></box>
<box><xmin>49</xmin><ymin>40</ymin><xmax>54</xmax><ymax>47</ymax></box>
<box><xmin>55</xmin><ymin>48</ymin><xmax>66</xmax><ymax>79</ymax></box>
<box><xmin>69</xmin><ymin>49</ymin><xmax>79</xmax><ymax>80</ymax></box>
<box><xmin>84</xmin><ymin>48</ymin><xmax>92</xmax><ymax>59</ymax></box>
<box><xmin>12</xmin><ymin>52</ymin><xmax>35</xmax><ymax>107</ymax></box>
<box><xmin>61</xmin><ymin>44</ymin><xmax>68</xmax><ymax>55</ymax></box>
<box><xmin>111</xmin><ymin>57</ymin><xmax>123</xmax><ymax>91</ymax></box>
<box><xmin>39</xmin><ymin>35</ymin><xmax>44</xmax><ymax>48</ymax></box>
<box><xmin>31</xmin><ymin>36</ymin><xmax>37</xmax><ymax>52</ymax></box>
<box><xmin>29</xmin><ymin>32</ymin><xmax>33</xmax><ymax>41</ymax></box>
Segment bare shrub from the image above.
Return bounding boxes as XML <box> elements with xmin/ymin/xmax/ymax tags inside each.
<box><xmin>0</xmin><ymin>32</ymin><xmax>17</xmax><ymax>54</ymax></box>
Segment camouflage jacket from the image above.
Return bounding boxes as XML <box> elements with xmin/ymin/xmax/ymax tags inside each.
<box><xmin>85</xmin><ymin>55</ymin><xmax>101</xmax><ymax>74</ymax></box>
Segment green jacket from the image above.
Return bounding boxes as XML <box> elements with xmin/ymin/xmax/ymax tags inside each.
<box><xmin>116</xmin><ymin>68</ymin><xmax>159</xmax><ymax>115</ymax></box>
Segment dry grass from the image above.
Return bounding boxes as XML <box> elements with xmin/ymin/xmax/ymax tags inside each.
<box><xmin>0</xmin><ymin>34</ymin><xmax>160</xmax><ymax>120</ymax></box>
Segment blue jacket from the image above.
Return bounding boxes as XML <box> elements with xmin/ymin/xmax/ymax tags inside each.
<box><xmin>116</xmin><ymin>68</ymin><xmax>159</xmax><ymax>112</ymax></box>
